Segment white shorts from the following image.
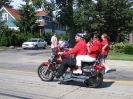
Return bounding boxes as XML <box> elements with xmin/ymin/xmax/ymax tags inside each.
<box><xmin>76</xmin><ymin>55</ymin><xmax>96</xmax><ymax>66</ymax></box>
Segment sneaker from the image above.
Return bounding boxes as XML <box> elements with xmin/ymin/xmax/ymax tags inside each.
<box><xmin>73</xmin><ymin>69</ymin><xmax>82</xmax><ymax>74</ymax></box>
<box><xmin>105</xmin><ymin>67</ymin><xmax>110</xmax><ymax>73</ymax></box>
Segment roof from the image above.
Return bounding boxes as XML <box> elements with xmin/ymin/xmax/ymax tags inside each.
<box><xmin>3</xmin><ymin>6</ymin><xmax>20</xmax><ymax>20</ymax></box>
<box><xmin>36</xmin><ymin>11</ymin><xmax>47</xmax><ymax>16</ymax></box>
<box><xmin>3</xmin><ymin>6</ymin><xmax>47</xmax><ymax>20</ymax></box>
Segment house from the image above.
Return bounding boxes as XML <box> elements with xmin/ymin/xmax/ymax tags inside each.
<box><xmin>1</xmin><ymin>6</ymin><xmax>66</xmax><ymax>34</ymax></box>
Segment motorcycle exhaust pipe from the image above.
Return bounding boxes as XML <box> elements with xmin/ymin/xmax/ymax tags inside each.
<box><xmin>62</xmin><ymin>75</ymin><xmax>90</xmax><ymax>82</ymax></box>
<box><xmin>72</xmin><ymin>75</ymin><xmax>90</xmax><ymax>79</ymax></box>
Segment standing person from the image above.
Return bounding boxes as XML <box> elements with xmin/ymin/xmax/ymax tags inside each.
<box><xmin>58</xmin><ymin>36</ymin><xmax>65</xmax><ymax>47</ymax></box>
<box><xmin>55</xmin><ymin>33</ymin><xmax>87</xmax><ymax>78</ymax></box>
<box><xmin>73</xmin><ymin>33</ymin><xmax>102</xmax><ymax>74</ymax></box>
<box><xmin>51</xmin><ymin>32</ymin><xmax>57</xmax><ymax>49</ymax></box>
<box><xmin>100</xmin><ymin>33</ymin><xmax>110</xmax><ymax>73</ymax></box>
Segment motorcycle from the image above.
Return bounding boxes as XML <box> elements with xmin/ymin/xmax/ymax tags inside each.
<box><xmin>38</xmin><ymin>46</ymin><xmax>105</xmax><ymax>88</ymax></box>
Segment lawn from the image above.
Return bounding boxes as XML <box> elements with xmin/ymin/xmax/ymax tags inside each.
<box><xmin>0</xmin><ymin>47</ymin><xmax>9</xmax><ymax>51</ymax></box>
<box><xmin>107</xmin><ymin>50</ymin><xmax>133</xmax><ymax>61</ymax></box>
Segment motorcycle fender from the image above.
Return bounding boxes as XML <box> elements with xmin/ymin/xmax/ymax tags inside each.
<box><xmin>42</xmin><ymin>62</ymin><xmax>49</xmax><ymax>66</ymax></box>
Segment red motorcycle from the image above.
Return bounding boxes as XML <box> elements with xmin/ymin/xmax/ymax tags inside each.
<box><xmin>38</xmin><ymin>46</ymin><xmax>105</xmax><ymax>88</ymax></box>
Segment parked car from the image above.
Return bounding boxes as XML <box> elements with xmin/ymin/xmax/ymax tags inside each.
<box><xmin>22</xmin><ymin>38</ymin><xmax>47</xmax><ymax>49</ymax></box>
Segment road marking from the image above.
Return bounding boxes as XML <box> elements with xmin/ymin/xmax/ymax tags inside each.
<box><xmin>0</xmin><ymin>68</ymin><xmax>133</xmax><ymax>85</ymax></box>
<box><xmin>0</xmin><ymin>69</ymin><xmax>36</xmax><ymax>74</ymax></box>
<box><xmin>103</xmin><ymin>79</ymin><xmax>133</xmax><ymax>84</ymax></box>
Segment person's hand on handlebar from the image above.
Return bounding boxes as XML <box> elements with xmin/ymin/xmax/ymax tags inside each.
<box><xmin>58</xmin><ymin>52</ymin><xmax>63</xmax><ymax>55</ymax></box>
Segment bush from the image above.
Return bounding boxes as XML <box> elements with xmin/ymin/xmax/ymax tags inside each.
<box><xmin>112</xmin><ymin>42</ymin><xmax>125</xmax><ymax>52</ymax></box>
<box><xmin>0</xmin><ymin>27</ymin><xmax>40</xmax><ymax>46</ymax></box>
<box><xmin>124</xmin><ymin>45</ymin><xmax>133</xmax><ymax>54</ymax></box>
<box><xmin>0</xmin><ymin>27</ymin><xmax>70</xmax><ymax>46</ymax></box>
<box><xmin>109</xmin><ymin>42</ymin><xmax>130</xmax><ymax>53</ymax></box>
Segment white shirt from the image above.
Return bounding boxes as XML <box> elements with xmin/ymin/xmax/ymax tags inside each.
<box><xmin>51</xmin><ymin>36</ymin><xmax>57</xmax><ymax>48</ymax></box>
<box><xmin>58</xmin><ymin>40</ymin><xmax>65</xmax><ymax>47</ymax></box>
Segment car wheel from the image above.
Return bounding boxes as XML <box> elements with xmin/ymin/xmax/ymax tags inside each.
<box><xmin>35</xmin><ymin>45</ymin><xmax>38</xmax><ymax>50</ymax></box>
<box><xmin>43</xmin><ymin>45</ymin><xmax>46</xmax><ymax>49</ymax></box>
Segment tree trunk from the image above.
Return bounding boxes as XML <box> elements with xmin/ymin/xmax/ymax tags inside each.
<box><xmin>68</xmin><ymin>0</ymin><xmax>76</xmax><ymax>48</ymax></box>
<box><xmin>69</xmin><ymin>25</ymin><xmax>76</xmax><ymax>48</ymax></box>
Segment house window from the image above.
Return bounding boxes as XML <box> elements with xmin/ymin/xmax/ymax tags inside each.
<box><xmin>45</xmin><ymin>16</ymin><xmax>52</xmax><ymax>22</ymax></box>
<box><xmin>2</xmin><ymin>13</ymin><xmax>8</xmax><ymax>21</ymax></box>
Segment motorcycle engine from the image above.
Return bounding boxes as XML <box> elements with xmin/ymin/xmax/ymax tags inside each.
<box><xmin>82</xmin><ymin>65</ymin><xmax>97</xmax><ymax>76</ymax></box>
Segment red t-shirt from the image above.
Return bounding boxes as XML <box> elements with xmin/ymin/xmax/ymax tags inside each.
<box><xmin>101</xmin><ymin>39</ymin><xmax>109</xmax><ymax>55</ymax></box>
<box><xmin>88</xmin><ymin>40</ymin><xmax>102</xmax><ymax>58</ymax></box>
<box><xmin>63</xmin><ymin>40</ymin><xmax>87</xmax><ymax>57</ymax></box>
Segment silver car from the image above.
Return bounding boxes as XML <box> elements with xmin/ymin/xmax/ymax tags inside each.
<box><xmin>22</xmin><ymin>38</ymin><xmax>47</xmax><ymax>49</ymax></box>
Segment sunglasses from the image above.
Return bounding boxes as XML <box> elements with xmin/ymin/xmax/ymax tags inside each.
<box><xmin>93</xmin><ymin>36</ymin><xmax>97</xmax><ymax>38</ymax></box>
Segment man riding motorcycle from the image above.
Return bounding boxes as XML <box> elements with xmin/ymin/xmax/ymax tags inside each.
<box><xmin>56</xmin><ymin>33</ymin><xmax>102</xmax><ymax>78</ymax></box>
<box><xmin>55</xmin><ymin>33</ymin><xmax>87</xmax><ymax>78</ymax></box>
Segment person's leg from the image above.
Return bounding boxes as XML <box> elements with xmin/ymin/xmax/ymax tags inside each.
<box><xmin>74</xmin><ymin>55</ymin><xmax>96</xmax><ymax>74</ymax></box>
<box><xmin>56</xmin><ymin>59</ymin><xmax>76</xmax><ymax>78</ymax></box>
<box><xmin>100</xmin><ymin>54</ymin><xmax>109</xmax><ymax>73</ymax></box>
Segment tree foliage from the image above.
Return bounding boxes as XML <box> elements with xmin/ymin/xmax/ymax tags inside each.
<box><xmin>0</xmin><ymin>0</ymin><xmax>13</xmax><ymax>8</ymax></box>
<box><xmin>103</xmin><ymin>0</ymin><xmax>133</xmax><ymax>42</ymax></box>
<box><xmin>74</xmin><ymin>0</ymin><xmax>133</xmax><ymax>42</ymax></box>
<box><xmin>14</xmin><ymin>0</ymin><xmax>38</xmax><ymax>34</ymax></box>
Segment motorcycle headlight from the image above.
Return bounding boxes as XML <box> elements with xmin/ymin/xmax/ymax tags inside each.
<box><xmin>51</xmin><ymin>52</ymin><xmax>55</xmax><ymax>58</ymax></box>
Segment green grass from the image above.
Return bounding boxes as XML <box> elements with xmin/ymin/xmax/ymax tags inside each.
<box><xmin>0</xmin><ymin>47</ymin><xmax>9</xmax><ymax>51</ymax></box>
<box><xmin>107</xmin><ymin>50</ymin><xmax>133</xmax><ymax>61</ymax></box>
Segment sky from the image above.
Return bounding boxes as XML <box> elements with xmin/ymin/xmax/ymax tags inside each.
<box><xmin>11</xmin><ymin>0</ymin><xmax>26</xmax><ymax>9</ymax></box>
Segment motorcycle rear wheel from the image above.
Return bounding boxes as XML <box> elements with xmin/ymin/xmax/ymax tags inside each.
<box><xmin>84</xmin><ymin>73</ymin><xmax>103</xmax><ymax>88</ymax></box>
<box><xmin>38</xmin><ymin>64</ymin><xmax>54</xmax><ymax>81</ymax></box>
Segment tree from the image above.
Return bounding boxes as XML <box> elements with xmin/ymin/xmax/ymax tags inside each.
<box><xmin>73</xmin><ymin>0</ymin><xmax>133</xmax><ymax>42</ymax></box>
<box><xmin>97</xmin><ymin>0</ymin><xmax>133</xmax><ymax>42</ymax></box>
<box><xmin>0</xmin><ymin>10</ymin><xmax>7</xmax><ymax>38</ymax></box>
<box><xmin>41</xmin><ymin>0</ymin><xmax>91</xmax><ymax>47</ymax></box>
<box><xmin>0</xmin><ymin>0</ymin><xmax>13</xmax><ymax>8</ymax></box>
<box><xmin>14</xmin><ymin>0</ymin><xmax>38</xmax><ymax>34</ymax></box>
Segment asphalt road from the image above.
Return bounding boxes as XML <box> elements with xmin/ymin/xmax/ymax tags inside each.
<box><xmin>0</xmin><ymin>48</ymin><xmax>133</xmax><ymax>99</ymax></box>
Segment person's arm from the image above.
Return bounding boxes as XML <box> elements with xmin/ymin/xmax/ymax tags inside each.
<box><xmin>63</xmin><ymin>43</ymin><xmax>79</xmax><ymax>55</ymax></box>
<box><xmin>86</xmin><ymin>43</ymin><xmax>90</xmax><ymax>53</ymax></box>
<box><xmin>89</xmin><ymin>42</ymin><xmax>101</xmax><ymax>53</ymax></box>
<box><xmin>102</xmin><ymin>44</ymin><xmax>108</xmax><ymax>52</ymax></box>
<box><xmin>102</xmin><ymin>40</ymin><xmax>109</xmax><ymax>52</ymax></box>
<box><xmin>51</xmin><ymin>37</ymin><xmax>54</xmax><ymax>44</ymax></box>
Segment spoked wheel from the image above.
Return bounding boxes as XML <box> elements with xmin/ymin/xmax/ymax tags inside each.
<box><xmin>84</xmin><ymin>73</ymin><xmax>103</xmax><ymax>88</ymax></box>
<box><xmin>38</xmin><ymin>64</ymin><xmax>54</xmax><ymax>81</ymax></box>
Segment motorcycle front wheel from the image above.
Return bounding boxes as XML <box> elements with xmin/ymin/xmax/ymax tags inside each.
<box><xmin>38</xmin><ymin>64</ymin><xmax>54</xmax><ymax>81</ymax></box>
<box><xmin>84</xmin><ymin>73</ymin><xmax>103</xmax><ymax>88</ymax></box>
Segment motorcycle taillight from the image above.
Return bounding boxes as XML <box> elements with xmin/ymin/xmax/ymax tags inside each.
<box><xmin>95</xmin><ymin>64</ymin><xmax>105</xmax><ymax>71</ymax></box>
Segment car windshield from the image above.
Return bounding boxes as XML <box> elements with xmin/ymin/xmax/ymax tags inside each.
<box><xmin>27</xmin><ymin>39</ymin><xmax>38</xmax><ymax>42</ymax></box>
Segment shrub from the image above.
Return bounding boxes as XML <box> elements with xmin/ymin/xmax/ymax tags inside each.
<box><xmin>0</xmin><ymin>27</ymin><xmax>70</xmax><ymax>46</ymax></box>
<box><xmin>112</xmin><ymin>42</ymin><xmax>125</xmax><ymax>52</ymax></box>
<box><xmin>109</xmin><ymin>42</ymin><xmax>130</xmax><ymax>53</ymax></box>
<box><xmin>124</xmin><ymin>45</ymin><xmax>133</xmax><ymax>54</ymax></box>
